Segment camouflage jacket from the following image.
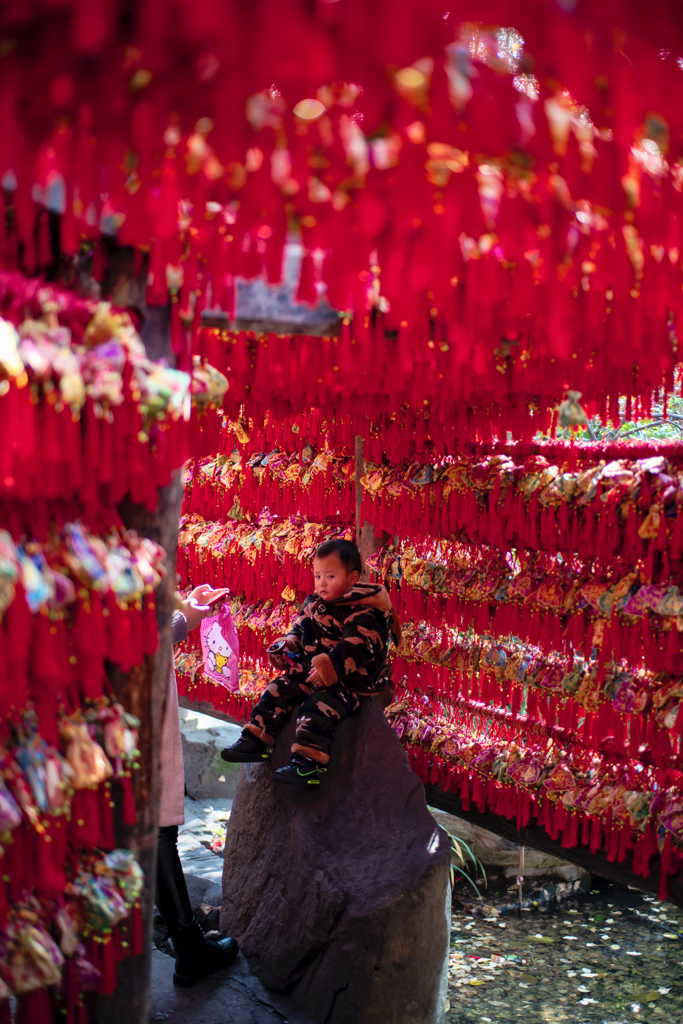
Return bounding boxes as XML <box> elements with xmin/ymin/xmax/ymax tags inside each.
<box><xmin>285</xmin><ymin>582</ymin><xmax>402</xmax><ymax>695</ymax></box>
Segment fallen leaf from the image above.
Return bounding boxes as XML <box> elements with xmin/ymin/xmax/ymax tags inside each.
<box><xmin>644</xmin><ymin>991</ymin><xmax>661</xmax><ymax>1002</ymax></box>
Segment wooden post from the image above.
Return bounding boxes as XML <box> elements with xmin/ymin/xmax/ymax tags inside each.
<box><xmin>354</xmin><ymin>434</ymin><xmax>364</xmax><ymax>550</ymax></box>
<box><xmin>517</xmin><ymin>846</ymin><xmax>525</xmax><ymax>916</ymax></box>
<box><xmin>92</xmin><ymin>475</ymin><xmax>184</xmax><ymax>1024</ymax></box>
<box><xmin>354</xmin><ymin>434</ymin><xmax>389</xmax><ymax>578</ymax></box>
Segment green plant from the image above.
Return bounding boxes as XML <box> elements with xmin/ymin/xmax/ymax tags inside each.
<box><xmin>429</xmin><ymin>810</ymin><xmax>487</xmax><ymax>900</ymax></box>
<box><xmin>539</xmin><ymin>391</ymin><xmax>683</xmax><ymax>444</ymax></box>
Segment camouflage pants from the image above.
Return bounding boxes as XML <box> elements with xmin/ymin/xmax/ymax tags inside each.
<box><xmin>247</xmin><ymin>675</ymin><xmax>360</xmax><ymax>764</ymax></box>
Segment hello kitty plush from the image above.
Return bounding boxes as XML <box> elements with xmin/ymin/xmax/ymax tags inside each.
<box><xmin>200</xmin><ymin>601</ymin><xmax>239</xmax><ymax>691</ymax></box>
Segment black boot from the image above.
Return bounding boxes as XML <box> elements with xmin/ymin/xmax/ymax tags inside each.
<box><xmin>157</xmin><ymin>825</ymin><xmax>239</xmax><ymax>988</ymax></box>
<box><xmin>171</xmin><ymin>918</ymin><xmax>239</xmax><ymax>988</ymax></box>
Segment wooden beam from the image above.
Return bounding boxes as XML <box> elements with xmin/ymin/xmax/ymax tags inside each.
<box><xmin>425</xmin><ymin>782</ymin><xmax>683</xmax><ymax>910</ymax></box>
<box><xmin>178</xmin><ymin>693</ymin><xmax>247</xmax><ymax>729</ymax></box>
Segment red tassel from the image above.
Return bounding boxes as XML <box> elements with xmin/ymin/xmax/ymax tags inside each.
<box><xmin>550</xmin><ymin>801</ymin><xmax>565</xmax><ymax>840</ymax></box>
<box><xmin>590</xmin><ymin>815</ymin><xmax>602</xmax><ymax>854</ymax></box>
<box><xmin>16</xmin><ymin>989</ymin><xmax>53</xmax><ymax>1024</ymax></box>
<box><xmin>660</xmin><ymin>833</ymin><xmax>673</xmax><ymax>901</ymax></box>
<box><xmin>607</xmin><ymin>823</ymin><xmax>621</xmax><ymax>862</ymax></box>
<box><xmin>119</xmin><ymin>770</ymin><xmax>137</xmax><ymax>827</ymax></box>
<box><xmin>97</xmin><ymin>936</ymin><xmax>118</xmax><ymax>997</ymax></box>
<box><xmin>571</xmin><ymin>612</ymin><xmax>585</xmax><ymax>650</ymax></box>
<box><xmin>34</xmin><ymin>828</ymin><xmax>66</xmax><ymax>897</ymax></box>
<box><xmin>296</xmin><ymin>253</ymin><xmax>317</xmax><ymax>305</ymax></box>
<box><xmin>582</xmin><ymin>503</ymin><xmax>597</xmax><ymax>558</ymax></box>
<box><xmin>581</xmin><ymin>813</ymin><xmax>591</xmax><ymax>846</ymax></box>
<box><xmin>100</xmin><ymin>782</ymin><xmax>116</xmax><ymax>850</ymax></box>
<box><xmin>460</xmin><ymin>773</ymin><xmax>471</xmax><ymax>811</ymax></box>
<box><xmin>562</xmin><ymin>811</ymin><xmax>579</xmax><ymax>849</ymax></box>
<box><xmin>617</xmin><ymin>826</ymin><xmax>632</xmax><ymax>863</ymax></box>
<box><xmin>671</xmin><ymin>505</ymin><xmax>683</xmax><ymax>561</ymax></box>
<box><xmin>665</xmin><ymin>623</ymin><xmax>679</xmax><ymax>675</ymax></box>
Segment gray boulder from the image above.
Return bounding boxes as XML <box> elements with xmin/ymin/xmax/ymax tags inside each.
<box><xmin>429</xmin><ymin>808</ymin><xmax>592</xmax><ymax>886</ymax></box>
<box><xmin>220</xmin><ymin>699</ymin><xmax>451</xmax><ymax>1024</ymax></box>
<box><xmin>179</xmin><ymin>710</ymin><xmax>243</xmax><ymax>800</ymax></box>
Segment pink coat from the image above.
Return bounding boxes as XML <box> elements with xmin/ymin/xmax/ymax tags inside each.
<box><xmin>159</xmin><ymin>666</ymin><xmax>185</xmax><ymax>827</ymax></box>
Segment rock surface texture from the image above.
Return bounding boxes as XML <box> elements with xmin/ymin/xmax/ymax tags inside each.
<box><xmin>179</xmin><ymin>709</ymin><xmax>242</xmax><ymax>800</ymax></box>
<box><xmin>220</xmin><ymin>699</ymin><xmax>451</xmax><ymax>1024</ymax></box>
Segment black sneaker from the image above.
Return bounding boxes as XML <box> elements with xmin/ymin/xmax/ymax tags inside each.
<box><xmin>272</xmin><ymin>754</ymin><xmax>327</xmax><ymax>786</ymax></box>
<box><xmin>221</xmin><ymin>732</ymin><xmax>272</xmax><ymax>763</ymax></box>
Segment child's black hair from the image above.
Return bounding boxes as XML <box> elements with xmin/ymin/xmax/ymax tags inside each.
<box><xmin>314</xmin><ymin>538</ymin><xmax>362</xmax><ymax>575</ymax></box>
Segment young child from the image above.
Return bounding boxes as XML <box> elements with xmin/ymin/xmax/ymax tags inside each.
<box><xmin>221</xmin><ymin>539</ymin><xmax>401</xmax><ymax>786</ymax></box>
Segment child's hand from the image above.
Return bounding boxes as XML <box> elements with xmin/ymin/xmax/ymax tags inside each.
<box><xmin>306</xmin><ymin>667</ymin><xmax>323</xmax><ymax>688</ymax></box>
<box><xmin>268</xmin><ymin>637</ymin><xmax>299</xmax><ymax>670</ymax></box>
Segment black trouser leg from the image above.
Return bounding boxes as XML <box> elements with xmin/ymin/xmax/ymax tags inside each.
<box><xmin>157</xmin><ymin>824</ymin><xmax>239</xmax><ymax>985</ymax></box>
<box><xmin>156</xmin><ymin>825</ymin><xmax>195</xmax><ymax>940</ymax></box>
<box><xmin>247</xmin><ymin>673</ymin><xmax>309</xmax><ymax>741</ymax></box>
<box><xmin>293</xmin><ymin>685</ymin><xmax>361</xmax><ymax>761</ymax></box>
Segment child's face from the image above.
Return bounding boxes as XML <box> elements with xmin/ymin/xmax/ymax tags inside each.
<box><xmin>313</xmin><ymin>554</ymin><xmax>359</xmax><ymax>602</ymax></box>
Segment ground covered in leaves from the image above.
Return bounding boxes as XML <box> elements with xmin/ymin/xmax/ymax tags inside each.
<box><xmin>446</xmin><ymin>877</ymin><xmax>683</xmax><ymax>1023</ymax></box>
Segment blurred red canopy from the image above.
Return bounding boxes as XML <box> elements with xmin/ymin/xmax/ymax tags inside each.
<box><xmin>2</xmin><ymin>0</ymin><xmax>683</xmax><ymax>416</ymax></box>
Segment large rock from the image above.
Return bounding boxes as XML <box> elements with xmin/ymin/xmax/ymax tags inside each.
<box><xmin>179</xmin><ymin>709</ymin><xmax>243</xmax><ymax>800</ymax></box>
<box><xmin>220</xmin><ymin>699</ymin><xmax>451</xmax><ymax>1024</ymax></box>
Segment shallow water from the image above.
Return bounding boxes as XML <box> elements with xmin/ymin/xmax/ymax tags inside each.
<box><xmin>446</xmin><ymin>877</ymin><xmax>683</xmax><ymax>1024</ymax></box>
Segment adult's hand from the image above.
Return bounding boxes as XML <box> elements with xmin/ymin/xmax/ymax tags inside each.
<box><xmin>178</xmin><ymin>585</ymin><xmax>229</xmax><ymax>631</ymax></box>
